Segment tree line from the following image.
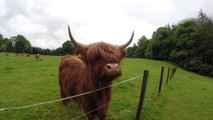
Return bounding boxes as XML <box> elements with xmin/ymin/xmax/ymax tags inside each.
<box><xmin>0</xmin><ymin>34</ymin><xmax>76</xmax><ymax>56</ymax></box>
<box><xmin>127</xmin><ymin>10</ymin><xmax>213</xmax><ymax>77</ymax></box>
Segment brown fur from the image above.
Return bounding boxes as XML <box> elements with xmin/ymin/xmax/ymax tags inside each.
<box><xmin>35</xmin><ymin>54</ymin><xmax>40</xmax><ymax>60</ymax></box>
<box><xmin>59</xmin><ymin>42</ymin><xmax>126</xmax><ymax>120</ymax></box>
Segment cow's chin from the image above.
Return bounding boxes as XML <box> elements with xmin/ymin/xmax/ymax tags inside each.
<box><xmin>101</xmin><ymin>71</ymin><xmax>121</xmax><ymax>81</ymax></box>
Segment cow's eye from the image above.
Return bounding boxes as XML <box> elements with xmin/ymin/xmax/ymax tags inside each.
<box><xmin>95</xmin><ymin>54</ymin><xmax>101</xmax><ymax>61</ymax></box>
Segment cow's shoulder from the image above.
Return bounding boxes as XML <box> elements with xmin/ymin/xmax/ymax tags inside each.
<box><xmin>60</xmin><ymin>55</ymin><xmax>85</xmax><ymax>69</ymax></box>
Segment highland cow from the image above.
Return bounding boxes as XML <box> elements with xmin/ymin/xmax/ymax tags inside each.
<box><xmin>59</xmin><ymin>26</ymin><xmax>134</xmax><ymax>120</ymax></box>
<box><xmin>35</xmin><ymin>54</ymin><xmax>40</xmax><ymax>60</ymax></box>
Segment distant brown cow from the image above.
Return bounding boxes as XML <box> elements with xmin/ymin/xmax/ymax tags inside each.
<box><xmin>35</xmin><ymin>54</ymin><xmax>40</xmax><ymax>60</ymax></box>
<box><xmin>59</xmin><ymin>26</ymin><xmax>134</xmax><ymax>120</ymax></box>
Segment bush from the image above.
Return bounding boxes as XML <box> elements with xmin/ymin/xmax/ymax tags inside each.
<box><xmin>198</xmin><ymin>64</ymin><xmax>212</xmax><ymax>75</ymax></box>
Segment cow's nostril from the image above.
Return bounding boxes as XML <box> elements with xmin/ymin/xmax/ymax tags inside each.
<box><xmin>106</xmin><ymin>65</ymin><xmax>112</xmax><ymax>70</ymax></box>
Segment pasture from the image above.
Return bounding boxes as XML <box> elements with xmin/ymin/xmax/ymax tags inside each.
<box><xmin>0</xmin><ymin>53</ymin><xmax>212</xmax><ymax>120</ymax></box>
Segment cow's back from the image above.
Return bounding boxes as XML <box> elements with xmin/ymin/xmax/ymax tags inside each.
<box><xmin>59</xmin><ymin>55</ymin><xmax>85</xmax><ymax>97</ymax></box>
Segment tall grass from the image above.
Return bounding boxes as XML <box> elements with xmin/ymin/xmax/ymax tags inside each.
<box><xmin>0</xmin><ymin>53</ymin><xmax>212</xmax><ymax>120</ymax></box>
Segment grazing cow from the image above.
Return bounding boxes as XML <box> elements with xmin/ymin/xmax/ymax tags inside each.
<box><xmin>35</xmin><ymin>54</ymin><xmax>40</xmax><ymax>60</ymax></box>
<box><xmin>59</xmin><ymin>26</ymin><xmax>134</xmax><ymax>120</ymax></box>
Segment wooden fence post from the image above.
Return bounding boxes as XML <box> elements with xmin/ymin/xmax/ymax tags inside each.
<box><xmin>135</xmin><ymin>70</ymin><xmax>149</xmax><ymax>120</ymax></box>
<box><xmin>170</xmin><ymin>67</ymin><xmax>177</xmax><ymax>80</ymax></box>
<box><xmin>166</xmin><ymin>67</ymin><xmax>170</xmax><ymax>85</ymax></box>
<box><xmin>158</xmin><ymin>67</ymin><xmax>164</xmax><ymax>95</ymax></box>
<box><xmin>169</xmin><ymin>68</ymin><xmax>174</xmax><ymax>81</ymax></box>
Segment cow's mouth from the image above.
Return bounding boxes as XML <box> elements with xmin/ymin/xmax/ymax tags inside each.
<box><xmin>102</xmin><ymin>70</ymin><xmax>122</xmax><ymax>81</ymax></box>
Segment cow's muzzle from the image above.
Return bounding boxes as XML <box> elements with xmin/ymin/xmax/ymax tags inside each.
<box><xmin>104</xmin><ymin>63</ymin><xmax>121</xmax><ymax>77</ymax></box>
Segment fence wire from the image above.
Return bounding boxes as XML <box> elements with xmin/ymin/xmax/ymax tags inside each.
<box><xmin>71</xmin><ymin>102</ymin><xmax>111</xmax><ymax>120</ymax></box>
<box><xmin>0</xmin><ymin>74</ymin><xmax>142</xmax><ymax>112</ymax></box>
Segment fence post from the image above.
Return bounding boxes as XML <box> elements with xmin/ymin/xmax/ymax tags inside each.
<box><xmin>169</xmin><ymin>68</ymin><xmax>173</xmax><ymax>81</ymax></box>
<box><xmin>135</xmin><ymin>70</ymin><xmax>149</xmax><ymax>120</ymax></box>
<box><xmin>166</xmin><ymin>67</ymin><xmax>170</xmax><ymax>85</ymax></box>
<box><xmin>170</xmin><ymin>67</ymin><xmax>177</xmax><ymax>80</ymax></box>
<box><xmin>158</xmin><ymin>67</ymin><xmax>164</xmax><ymax>95</ymax></box>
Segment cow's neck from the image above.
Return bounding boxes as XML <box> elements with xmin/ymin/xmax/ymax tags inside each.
<box><xmin>85</xmin><ymin>65</ymin><xmax>113</xmax><ymax>89</ymax></box>
<box><xmin>84</xmin><ymin>65</ymin><xmax>113</xmax><ymax>106</ymax></box>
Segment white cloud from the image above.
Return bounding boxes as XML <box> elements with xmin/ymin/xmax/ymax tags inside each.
<box><xmin>0</xmin><ymin>0</ymin><xmax>213</xmax><ymax>49</ymax></box>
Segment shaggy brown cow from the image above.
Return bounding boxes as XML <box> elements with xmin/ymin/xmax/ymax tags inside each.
<box><xmin>59</xmin><ymin>26</ymin><xmax>134</xmax><ymax>120</ymax></box>
<box><xmin>35</xmin><ymin>54</ymin><xmax>40</xmax><ymax>60</ymax></box>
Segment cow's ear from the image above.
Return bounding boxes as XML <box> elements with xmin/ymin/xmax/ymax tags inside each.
<box><xmin>75</xmin><ymin>47</ymin><xmax>88</xmax><ymax>60</ymax></box>
<box><xmin>120</xmin><ymin>49</ymin><xmax>127</xmax><ymax>58</ymax></box>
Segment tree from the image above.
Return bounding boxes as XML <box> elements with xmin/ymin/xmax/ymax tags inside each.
<box><xmin>135</xmin><ymin>36</ymin><xmax>150</xmax><ymax>58</ymax></box>
<box><xmin>54</xmin><ymin>47</ymin><xmax>62</xmax><ymax>55</ymax></box>
<box><xmin>196</xmin><ymin>10</ymin><xmax>213</xmax><ymax>76</ymax></box>
<box><xmin>32</xmin><ymin>47</ymin><xmax>43</xmax><ymax>54</ymax></box>
<box><xmin>197</xmin><ymin>10</ymin><xmax>213</xmax><ymax>64</ymax></box>
<box><xmin>0</xmin><ymin>36</ymin><xmax>13</xmax><ymax>52</ymax></box>
<box><xmin>127</xmin><ymin>10</ymin><xmax>213</xmax><ymax>76</ymax></box>
<box><xmin>145</xmin><ymin>43</ymin><xmax>152</xmax><ymax>59</ymax></box>
<box><xmin>198</xmin><ymin>9</ymin><xmax>208</xmax><ymax>25</ymax></box>
<box><xmin>171</xmin><ymin>20</ymin><xmax>200</xmax><ymax>71</ymax></box>
<box><xmin>151</xmin><ymin>26</ymin><xmax>175</xmax><ymax>60</ymax></box>
<box><xmin>5</xmin><ymin>39</ymin><xmax>13</xmax><ymax>52</ymax></box>
<box><xmin>127</xmin><ymin>43</ymin><xmax>138</xmax><ymax>58</ymax></box>
<box><xmin>168</xmin><ymin>11</ymin><xmax>213</xmax><ymax>76</ymax></box>
<box><xmin>61</xmin><ymin>41</ymin><xmax>75</xmax><ymax>55</ymax></box>
<box><xmin>0</xmin><ymin>34</ymin><xmax>3</xmax><ymax>46</ymax></box>
<box><xmin>0</xmin><ymin>34</ymin><xmax>5</xmax><ymax>52</ymax></box>
<box><xmin>12</xmin><ymin>35</ymin><xmax>32</xmax><ymax>53</ymax></box>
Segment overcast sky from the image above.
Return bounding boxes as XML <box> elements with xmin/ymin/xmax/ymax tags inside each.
<box><xmin>0</xmin><ymin>0</ymin><xmax>213</xmax><ymax>49</ymax></box>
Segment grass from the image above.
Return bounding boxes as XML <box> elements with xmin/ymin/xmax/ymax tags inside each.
<box><xmin>0</xmin><ymin>52</ymin><xmax>212</xmax><ymax>120</ymax></box>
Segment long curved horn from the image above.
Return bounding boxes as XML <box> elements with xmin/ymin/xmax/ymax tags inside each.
<box><xmin>68</xmin><ymin>25</ymin><xmax>88</xmax><ymax>48</ymax></box>
<box><xmin>119</xmin><ymin>31</ymin><xmax>134</xmax><ymax>49</ymax></box>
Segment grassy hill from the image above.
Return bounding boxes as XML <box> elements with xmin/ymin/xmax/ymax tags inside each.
<box><xmin>0</xmin><ymin>53</ymin><xmax>212</xmax><ymax>120</ymax></box>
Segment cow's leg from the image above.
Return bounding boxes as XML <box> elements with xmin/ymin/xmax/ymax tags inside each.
<box><xmin>97</xmin><ymin>106</ymin><xmax>108</xmax><ymax>120</ymax></box>
<box><xmin>86</xmin><ymin>113</ymin><xmax>95</xmax><ymax>120</ymax></box>
<box><xmin>59</xmin><ymin>76</ymin><xmax>71</xmax><ymax>105</ymax></box>
<box><xmin>96</xmin><ymin>92</ymin><xmax>111</xmax><ymax>120</ymax></box>
<box><xmin>82</xmin><ymin>108</ymin><xmax>95</xmax><ymax>120</ymax></box>
<box><xmin>60</xmin><ymin>89</ymin><xmax>70</xmax><ymax>105</ymax></box>
<box><xmin>59</xmin><ymin>84</ymin><xmax>70</xmax><ymax>105</ymax></box>
<box><xmin>81</xmin><ymin>102</ymin><xmax>96</xmax><ymax>120</ymax></box>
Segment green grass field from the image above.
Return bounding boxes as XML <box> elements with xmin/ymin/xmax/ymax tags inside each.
<box><xmin>0</xmin><ymin>53</ymin><xmax>212</xmax><ymax>120</ymax></box>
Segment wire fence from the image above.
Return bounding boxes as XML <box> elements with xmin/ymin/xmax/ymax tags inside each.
<box><xmin>71</xmin><ymin>102</ymin><xmax>111</xmax><ymax>120</ymax></box>
<box><xmin>0</xmin><ymin>67</ymin><xmax>178</xmax><ymax>120</ymax></box>
<box><xmin>0</xmin><ymin>74</ymin><xmax>142</xmax><ymax>112</ymax></box>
